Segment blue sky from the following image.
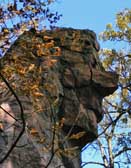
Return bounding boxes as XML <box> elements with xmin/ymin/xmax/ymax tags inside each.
<box><xmin>52</xmin><ymin>0</ymin><xmax>131</xmax><ymax>49</ymax></box>
<box><xmin>1</xmin><ymin>0</ymin><xmax>130</xmax><ymax>167</ymax></box>
<box><xmin>52</xmin><ymin>0</ymin><xmax>130</xmax><ymax>33</ymax></box>
<box><xmin>51</xmin><ymin>1</ymin><xmax>131</xmax><ymax>167</ymax></box>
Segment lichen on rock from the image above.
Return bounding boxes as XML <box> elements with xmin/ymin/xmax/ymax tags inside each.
<box><xmin>0</xmin><ymin>28</ymin><xmax>118</xmax><ymax>168</ymax></box>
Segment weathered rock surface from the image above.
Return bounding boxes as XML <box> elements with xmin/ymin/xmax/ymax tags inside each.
<box><xmin>0</xmin><ymin>28</ymin><xmax>118</xmax><ymax>168</ymax></box>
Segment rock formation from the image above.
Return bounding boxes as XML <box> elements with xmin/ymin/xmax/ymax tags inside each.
<box><xmin>0</xmin><ymin>28</ymin><xmax>118</xmax><ymax>168</ymax></box>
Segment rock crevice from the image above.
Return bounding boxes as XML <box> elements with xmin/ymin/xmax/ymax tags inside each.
<box><xmin>0</xmin><ymin>28</ymin><xmax>118</xmax><ymax>168</ymax></box>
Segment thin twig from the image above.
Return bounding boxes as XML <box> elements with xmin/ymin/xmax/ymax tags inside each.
<box><xmin>0</xmin><ymin>72</ymin><xmax>25</xmax><ymax>164</ymax></box>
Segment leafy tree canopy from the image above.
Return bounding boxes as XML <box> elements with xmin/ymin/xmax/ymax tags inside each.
<box><xmin>0</xmin><ymin>0</ymin><xmax>62</xmax><ymax>56</ymax></box>
<box><xmin>83</xmin><ymin>8</ymin><xmax>131</xmax><ymax>168</ymax></box>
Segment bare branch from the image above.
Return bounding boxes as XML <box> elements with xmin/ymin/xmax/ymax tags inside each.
<box><xmin>97</xmin><ymin>139</ymin><xmax>108</xmax><ymax>167</ymax></box>
<box><xmin>82</xmin><ymin>161</ymin><xmax>107</xmax><ymax>168</ymax></box>
<box><xmin>0</xmin><ymin>72</ymin><xmax>25</xmax><ymax>163</ymax></box>
<box><xmin>114</xmin><ymin>147</ymin><xmax>131</xmax><ymax>158</ymax></box>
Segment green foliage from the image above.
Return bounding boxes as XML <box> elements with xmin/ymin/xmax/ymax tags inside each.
<box><xmin>99</xmin><ymin>9</ymin><xmax>131</xmax><ymax>42</ymax></box>
<box><xmin>99</xmin><ymin>9</ymin><xmax>131</xmax><ymax>116</ymax></box>
<box><xmin>99</xmin><ymin>9</ymin><xmax>131</xmax><ymax>167</ymax></box>
<box><xmin>84</xmin><ymin>9</ymin><xmax>131</xmax><ymax>168</ymax></box>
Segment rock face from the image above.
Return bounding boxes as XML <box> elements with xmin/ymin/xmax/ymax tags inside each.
<box><xmin>0</xmin><ymin>28</ymin><xmax>118</xmax><ymax>168</ymax></box>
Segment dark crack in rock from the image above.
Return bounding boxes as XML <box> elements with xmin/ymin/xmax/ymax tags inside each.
<box><xmin>0</xmin><ymin>28</ymin><xmax>118</xmax><ymax>168</ymax></box>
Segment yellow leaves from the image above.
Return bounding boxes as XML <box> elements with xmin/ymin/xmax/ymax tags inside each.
<box><xmin>35</xmin><ymin>39</ymin><xmax>61</xmax><ymax>58</ymax></box>
<box><xmin>1</xmin><ymin>31</ymin><xmax>63</xmax><ymax>126</ymax></box>
<box><xmin>102</xmin><ymin>58</ymin><xmax>112</xmax><ymax>69</ymax></box>
<box><xmin>2</xmin><ymin>67</ymin><xmax>15</xmax><ymax>78</ymax></box>
<box><xmin>17</xmin><ymin>66</ymin><xmax>27</xmax><ymax>75</ymax></box>
<box><xmin>110</xmin><ymin>30</ymin><xmax>117</xmax><ymax>38</ymax></box>
<box><xmin>39</xmin><ymin>138</ymin><xmax>46</xmax><ymax>144</ymax></box>
<box><xmin>36</xmin><ymin>44</ymin><xmax>43</xmax><ymax>56</ymax></box>
<box><xmin>25</xmin><ymin>5</ymin><xmax>33</xmax><ymax>11</ymax></box>
<box><xmin>100</xmin><ymin>10</ymin><xmax>131</xmax><ymax>42</ymax></box>
<box><xmin>30</xmin><ymin>128</ymin><xmax>39</xmax><ymax>136</ymax></box>
<box><xmin>100</xmin><ymin>49</ymin><xmax>115</xmax><ymax>69</ymax></box>
<box><xmin>57</xmin><ymin>147</ymin><xmax>79</xmax><ymax>158</ymax></box>
<box><xmin>30</xmin><ymin>84</ymin><xmax>38</xmax><ymax>90</ymax></box>
<box><xmin>53</xmin><ymin>47</ymin><xmax>61</xmax><ymax>56</ymax></box>
<box><xmin>33</xmin><ymin>92</ymin><xmax>44</xmax><ymax>97</ymax></box>
<box><xmin>28</xmin><ymin>64</ymin><xmax>35</xmax><ymax>71</ymax></box>
<box><xmin>3</xmin><ymin>28</ymin><xmax>9</xmax><ymax>34</ymax></box>
<box><xmin>30</xmin><ymin>128</ymin><xmax>46</xmax><ymax>144</ymax></box>
<box><xmin>45</xmin><ymin>40</ymin><xmax>54</xmax><ymax>48</ymax></box>
<box><xmin>36</xmin><ymin>44</ymin><xmax>41</xmax><ymax>49</ymax></box>
<box><xmin>106</xmin><ymin>23</ymin><xmax>112</xmax><ymax>30</ymax></box>
<box><xmin>36</xmin><ymin>41</ymin><xmax>54</xmax><ymax>56</ymax></box>
<box><xmin>29</xmin><ymin>84</ymin><xmax>44</xmax><ymax>97</ymax></box>
<box><xmin>69</xmin><ymin>131</ymin><xmax>86</xmax><ymax>140</ymax></box>
<box><xmin>42</xmin><ymin>146</ymin><xmax>50</xmax><ymax>153</ymax></box>
<box><xmin>43</xmin><ymin>35</ymin><xmax>53</xmax><ymax>41</ymax></box>
<box><xmin>17</xmin><ymin>63</ymin><xmax>35</xmax><ymax>76</ymax></box>
<box><xmin>101</xmin><ymin>49</ymin><xmax>112</xmax><ymax>56</ymax></box>
<box><xmin>52</xmin><ymin>122</ymin><xmax>60</xmax><ymax>131</ymax></box>
<box><xmin>21</xmin><ymin>23</ymin><xmax>29</xmax><ymax>32</ymax></box>
<box><xmin>122</xmin><ymin>88</ymin><xmax>128</xmax><ymax>97</ymax></box>
<box><xmin>50</xmin><ymin>59</ymin><xmax>57</xmax><ymax>65</ymax></box>
<box><xmin>116</xmin><ymin>14</ymin><xmax>129</xmax><ymax>30</ymax></box>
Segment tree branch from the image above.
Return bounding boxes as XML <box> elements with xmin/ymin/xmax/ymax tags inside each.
<box><xmin>0</xmin><ymin>72</ymin><xmax>25</xmax><ymax>163</ymax></box>
<box><xmin>114</xmin><ymin>147</ymin><xmax>131</xmax><ymax>158</ymax></box>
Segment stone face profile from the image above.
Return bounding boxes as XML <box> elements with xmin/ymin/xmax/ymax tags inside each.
<box><xmin>0</xmin><ymin>28</ymin><xmax>118</xmax><ymax>167</ymax></box>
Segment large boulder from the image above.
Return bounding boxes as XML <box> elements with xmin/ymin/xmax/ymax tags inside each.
<box><xmin>0</xmin><ymin>28</ymin><xmax>118</xmax><ymax>167</ymax></box>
